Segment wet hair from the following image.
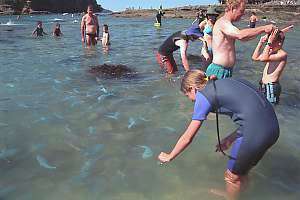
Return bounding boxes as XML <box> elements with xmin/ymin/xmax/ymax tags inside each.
<box><xmin>275</xmin><ymin>31</ymin><xmax>285</xmax><ymax>43</ymax></box>
<box><xmin>56</xmin><ymin>23</ymin><xmax>60</xmax><ymax>27</ymax></box>
<box><xmin>226</xmin><ymin>0</ymin><xmax>244</xmax><ymax>10</ymax></box>
<box><xmin>251</xmin><ymin>11</ymin><xmax>256</xmax><ymax>15</ymax></box>
<box><xmin>181</xmin><ymin>69</ymin><xmax>208</xmax><ymax>93</ymax></box>
<box><xmin>37</xmin><ymin>21</ymin><xmax>42</xmax><ymax>26</ymax></box>
<box><xmin>87</xmin><ymin>5</ymin><xmax>93</xmax><ymax>10</ymax></box>
<box><xmin>103</xmin><ymin>24</ymin><xmax>109</xmax><ymax>31</ymax></box>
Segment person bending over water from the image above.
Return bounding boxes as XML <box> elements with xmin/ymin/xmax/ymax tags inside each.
<box><xmin>156</xmin><ymin>25</ymin><xmax>203</xmax><ymax>74</ymax></box>
<box><xmin>158</xmin><ymin>69</ymin><xmax>279</xmax><ymax>200</ymax></box>
<box><xmin>81</xmin><ymin>5</ymin><xmax>99</xmax><ymax>46</ymax></box>
<box><xmin>199</xmin><ymin>6</ymin><xmax>219</xmax><ymax>67</ymax></box>
<box><xmin>53</xmin><ymin>23</ymin><xmax>63</xmax><ymax>37</ymax></box>
<box><xmin>206</xmin><ymin>0</ymin><xmax>275</xmax><ymax>79</ymax></box>
<box><xmin>32</xmin><ymin>21</ymin><xmax>47</xmax><ymax>37</ymax></box>
<box><xmin>252</xmin><ymin>26</ymin><xmax>293</xmax><ymax>104</ymax></box>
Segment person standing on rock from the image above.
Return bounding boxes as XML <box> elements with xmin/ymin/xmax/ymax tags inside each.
<box><xmin>81</xmin><ymin>5</ymin><xmax>99</xmax><ymax>46</ymax></box>
<box><xmin>205</xmin><ymin>0</ymin><xmax>275</xmax><ymax>79</ymax></box>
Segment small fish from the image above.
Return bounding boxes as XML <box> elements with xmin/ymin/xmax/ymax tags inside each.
<box><xmin>137</xmin><ymin>145</ymin><xmax>153</xmax><ymax>159</ymax></box>
<box><xmin>0</xmin><ymin>148</ymin><xmax>18</xmax><ymax>159</ymax></box>
<box><xmin>0</xmin><ymin>186</ymin><xmax>16</xmax><ymax>197</ymax></box>
<box><xmin>97</xmin><ymin>93</ymin><xmax>112</xmax><ymax>101</ymax></box>
<box><xmin>139</xmin><ymin>117</ymin><xmax>150</xmax><ymax>122</ymax></box>
<box><xmin>162</xmin><ymin>126</ymin><xmax>176</xmax><ymax>132</ymax></box>
<box><xmin>78</xmin><ymin>159</ymin><xmax>96</xmax><ymax>179</ymax></box>
<box><xmin>100</xmin><ymin>87</ymin><xmax>108</xmax><ymax>93</ymax></box>
<box><xmin>33</xmin><ymin>117</ymin><xmax>47</xmax><ymax>123</ymax></box>
<box><xmin>65</xmin><ymin>125</ymin><xmax>71</xmax><ymax>133</ymax></box>
<box><xmin>53</xmin><ymin>113</ymin><xmax>64</xmax><ymax>120</ymax></box>
<box><xmin>83</xmin><ymin>144</ymin><xmax>104</xmax><ymax>157</ymax></box>
<box><xmin>105</xmin><ymin>112</ymin><xmax>120</xmax><ymax>120</ymax></box>
<box><xmin>0</xmin><ymin>122</ymin><xmax>8</xmax><ymax>127</ymax></box>
<box><xmin>6</xmin><ymin>83</ymin><xmax>15</xmax><ymax>88</ymax></box>
<box><xmin>36</xmin><ymin>155</ymin><xmax>57</xmax><ymax>169</ymax></box>
<box><xmin>152</xmin><ymin>94</ymin><xmax>163</xmax><ymax>99</ymax></box>
<box><xmin>73</xmin><ymin>88</ymin><xmax>80</xmax><ymax>94</ymax></box>
<box><xmin>128</xmin><ymin>117</ymin><xmax>136</xmax><ymax>129</ymax></box>
<box><xmin>54</xmin><ymin>79</ymin><xmax>62</xmax><ymax>84</ymax></box>
<box><xmin>88</xmin><ymin>126</ymin><xmax>96</xmax><ymax>135</ymax></box>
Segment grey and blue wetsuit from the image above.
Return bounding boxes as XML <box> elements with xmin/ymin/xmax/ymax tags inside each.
<box><xmin>203</xmin><ymin>24</ymin><xmax>213</xmax><ymax>53</ymax></box>
<box><xmin>192</xmin><ymin>78</ymin><xmax>279</xmax><ymax>175</ymax></box>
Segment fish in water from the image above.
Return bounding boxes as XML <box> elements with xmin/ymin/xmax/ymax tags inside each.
<box><xmin>105</xmin><ymin>112</ymin><xmax>120</xmax><ymax>120</ymax></box>
<box><xmin>128</xmin><ymin>117</ymin><xmax>136</xmax><ymax>129</ymax></box>
<box><xmin>36</xmin><ymin>155</ymin><xmax>57</xmax><ymax>169</ymax></box>
<box><xmin>0</xmin><ymin>148</ymin><xmax>18</xmax><ymax>159</ymax></box>
<box><xmin>137</xmin><ymin>145</ymin><xmax>153</xmax><ymax>159</ymax></box>
<box><xmin>88</xmin><ymin>64</ymin><xmax>136</xmax><ymax>79</ymax></box>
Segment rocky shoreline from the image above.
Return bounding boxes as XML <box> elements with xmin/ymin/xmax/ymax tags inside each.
<box><xmin>112</xmin><ymin>5</ymin><xmax>300</xmax><ymax>24</ymax></box>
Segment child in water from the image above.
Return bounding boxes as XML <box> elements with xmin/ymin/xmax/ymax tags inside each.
<box><xmin>158</xmin><ymin>69</ymin><xmax>279</xmax><ymax>200</ymax></box>
<box><xmin>32</xmin><ymin>21</ymin><xmax>47</xmax><ymax>37</ymax></box>
<box><xmin>52</xmin><ymin>23</ymin><xmax>63</xmax><ymax>37</ymax></box>
<box><xmin>252</xmin><ymin>25</ymin><xmax>293</xmax><ymax>104</ymax></box>
<box><xmin>101</xmin><ymin>24</ymin><xmax>110</xmax><ymax>47</ymax></box>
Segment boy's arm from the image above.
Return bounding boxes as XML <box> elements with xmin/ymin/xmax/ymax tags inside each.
<box><xmin>252</xmin><ymin>34</ymin><xmax>268</xmax><ymax>61</ymax></box>
<box><xmin>95</xmin><ymin>16</ymin><xmax>99</xmax><ymax>38</ymax></box>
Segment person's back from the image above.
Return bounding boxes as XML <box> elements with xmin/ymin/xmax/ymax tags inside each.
<box><xmin>102</xmin><ymin>24</ymin><xmax>110</xmax><ymax>47</ymax></box>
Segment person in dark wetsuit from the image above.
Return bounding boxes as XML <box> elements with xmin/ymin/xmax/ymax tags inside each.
<box><xmin>158</xmin><ymin>69</ymin><xmax>279</xmax><ymax>200</ymax></box>
<box><xmin>32</xmin><ymin>21</ymin><xmax>47</xmax><ymax>37</ymax></box>
<box><xmin>155</xmin><ymin>9</ymin><xmax>164</xmax><ymax>25</ymax></box>
<box><xmin>52</xmin><ymin>23</ymin><xmax>63</xmax><ymax>37</ymax></box>
<box><xmin>156</xmin><ymin>25</ymin><xmax>203</xmax><ymax>74</ymax></box>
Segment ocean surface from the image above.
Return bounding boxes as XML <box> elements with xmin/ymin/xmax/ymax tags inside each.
<box><xmin>0</xmin><ymin>14</ymin><xmax>299</xmax><ymax>200</ymax></box>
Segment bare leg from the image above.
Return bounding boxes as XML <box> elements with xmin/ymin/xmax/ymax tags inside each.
<box><xmin>224</xmin><ymin>169</ymin><xmax>248</xmax><ymax>200</ymax></box>
<box><xmin>86</xmin><ymin>35</ymin><xmax>92</xmax><ymax>46</ymax></box>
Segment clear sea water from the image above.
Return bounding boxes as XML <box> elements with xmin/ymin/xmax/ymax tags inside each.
<box><xmin>0</xmin><ymin>14</ymin><xmax>299</xmax><ymax>200</ymax></box>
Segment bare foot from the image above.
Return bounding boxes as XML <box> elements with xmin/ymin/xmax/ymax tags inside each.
<box><xmin>209</xmin><ymin>188</ymin><xmax>227</xmax><ymax>199</ymax></box>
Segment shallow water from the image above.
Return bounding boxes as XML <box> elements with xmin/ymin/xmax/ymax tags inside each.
<box><xmin>0</xmin><ymin>14</ymin><xmax>299</xmax><ymax>200</ymax></box>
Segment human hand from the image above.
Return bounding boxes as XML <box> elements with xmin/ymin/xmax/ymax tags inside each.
<box><xmin>215</xmin><ymin>137</ymin><xmax>232</xmax><ymax>152</ymax></box>
<box><xmin>281</xmin><ymin>24</ymin><xmax>294</xmax><ymax>33</ymax></box>
<box><xmin>268</xmin><ymin>28</ymin><xmax>279</xmax><ymax>44</ymax></box>
<box><xmin>81</xmin><ymin>37</ymin><xmax>85</xmax><ymax>43</ymax></box>
<box><xmin>264</xmin><ymin>24</ymin><xmax>276</xmax><ymax>34</ymax></box>
<box><xmin>158</xmin><ymin>152</ymin><xmax>172</xmax><ymax>163</ymax></box>
<box><xmin>259</xmin><ymin>34</ymin><xmax>269</xmax><ymax>43</ymax></box>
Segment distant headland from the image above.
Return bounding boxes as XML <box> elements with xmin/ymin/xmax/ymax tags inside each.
<box><xmin>112</xmin><ymin>3</ymin><xmax>300</xmax><ymax>24</ymax></box>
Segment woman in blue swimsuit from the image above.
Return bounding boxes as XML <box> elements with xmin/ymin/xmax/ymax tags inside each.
<box><xmin>158</xmin><ymin>69</ymin><xmax>279</xmax><ymax>200</ymax></box>
<box><xmin>199</xmin><ymin>7</ymin><xmax>219</xmax><ymax>67</ymax></box>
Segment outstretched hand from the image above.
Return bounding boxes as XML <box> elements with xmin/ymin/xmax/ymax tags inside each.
<box><xmin>215</xmin><ymin>137</ymin><xmax>232</xmax><ymax>152</ymax></box>
<box><xmin>158</xmin><ymin>152</ymin><xmax>172</xmax><ymax>163</ymax></box>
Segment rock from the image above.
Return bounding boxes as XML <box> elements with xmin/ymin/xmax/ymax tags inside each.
<box><xmin>88</xmin><ymin>64</ymin><xmax>137</xmax><ymax>79</ymax></box>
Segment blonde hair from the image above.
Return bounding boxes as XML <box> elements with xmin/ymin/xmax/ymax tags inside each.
<box><xmin>226</xmin><ymin>0</ymin><xmax>243</xmax><ymax>10</ymax></box>
<box><xmin>181</xmin><ymin>69</ymin><xmax>208</xmax><ymax>93</ymax></box>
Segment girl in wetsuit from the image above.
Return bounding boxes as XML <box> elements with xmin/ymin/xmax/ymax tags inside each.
<box><xmin>158</xmin><ymin>69</ymin><xmax>279</xmax><ymax>200</ymax></box>
<box><xmin>32</xmin><ymin>21</ymin><xmax>47</xmax><ymax>37</ymax></box>
<box><xmin>199</xmin><ymin>7</ymin><xmax>219</xmax><ymax>67</ymax></box>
